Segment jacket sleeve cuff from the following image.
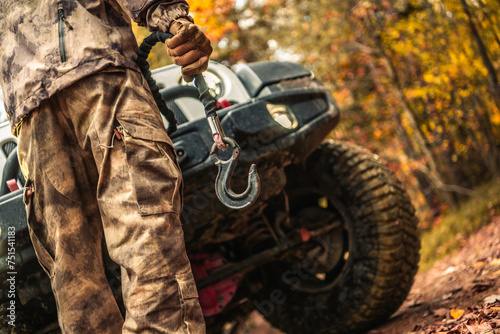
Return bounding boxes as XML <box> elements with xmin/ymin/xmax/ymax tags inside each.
<box><xmin>146</xmin><ymin>2</ymin><xmax>193</xmax><ymax>32</ymax></box>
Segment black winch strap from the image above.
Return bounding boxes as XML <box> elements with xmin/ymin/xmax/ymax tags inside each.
<box><xmin>136</xmin><ymin>31</ymin><xmax>177</xmax><ymax>135</ymax></box>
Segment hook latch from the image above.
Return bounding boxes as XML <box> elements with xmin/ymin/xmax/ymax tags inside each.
<box><xmin>210</xmin><ymin>137</ymin><xmax>261</xmax><ymax>209</ymax></box>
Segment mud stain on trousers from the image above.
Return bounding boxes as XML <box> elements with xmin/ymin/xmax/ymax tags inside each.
<box><xmin>17</xmin><ymin>67</ymin><xmax>205</xmax><ymax>333</ymax></box>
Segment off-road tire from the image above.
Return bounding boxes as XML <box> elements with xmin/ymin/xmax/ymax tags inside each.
<box><xmin>259</xmin><ymin>140</ymin><xmax>420</xmax><ymax>333</ymax></box>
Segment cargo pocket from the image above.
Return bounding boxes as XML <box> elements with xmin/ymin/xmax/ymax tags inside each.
<box><xmin>156</xmin><ymin>140</ymin><xmax>185</xmax><ymax>211</ymax></box>
<box><xmin>23</xmin><ymin>179</ymin><xmax>55</xmax><ymax>278</ymax></box>
<box><xmin>175</xmin><ymin>272</ymin><xmax>202</xmax><ymax>332</ymax></box>
<box><xmin>116</xmin><ymin>117</ymin><xmax>183</xmax><ymax>216</ymax></box>
<box><xmin>33</xmin><ymin>105</ymin><xmax>82</xmax><ymax>205</ymax></box>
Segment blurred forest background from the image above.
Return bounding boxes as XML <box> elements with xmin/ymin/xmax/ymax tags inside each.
<box><xmin>133</xmin><ymin>0</ymin><xmax>500</xmax><ymax>265</ymax></box>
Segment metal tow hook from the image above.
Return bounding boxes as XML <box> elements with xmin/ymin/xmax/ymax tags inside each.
<box><xmin>210</xmin><ymin>137</ymin><xmax>260</xmax><ymax>210</ymax></box>
<box><xmin>194</xmin><ymin>74</ymin><xmax>261</xmax><ymax>209</ymax></box>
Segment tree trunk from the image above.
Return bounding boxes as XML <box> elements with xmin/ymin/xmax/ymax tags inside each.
<box><xmin>460</xmin><ymin>0</ymin><xmax>500</xmax><ymax>101</ymax></box>
<box><xmin>356</xmin><ymin>17</ymin><xmax>458</xmax><ymax>207</ymax></box>
<box><xmin>377</xmin><ymin>49</ymin><xmax>458</xmax><ymax>208</ymax></box>
<box><xmin>471</xmin><ymin>95</ymin><xmax>500</xmax><ymax>177</ymax></box>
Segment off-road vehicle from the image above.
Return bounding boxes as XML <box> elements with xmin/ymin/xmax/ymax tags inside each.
<box><xmin>0</xmin><ymin>54</ymin><xmax>419</xmax><ymax>333</ymax></box>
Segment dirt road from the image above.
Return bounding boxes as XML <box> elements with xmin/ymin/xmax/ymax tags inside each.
<box><xmin>370</xmin><ymin>216</ymin><xmax>500</xmax><ymax>334</ymax></box>
<box><xmin>240</xmin><ymin>217</ymin><xmax>500</xmax><ymax>334</ymax></box>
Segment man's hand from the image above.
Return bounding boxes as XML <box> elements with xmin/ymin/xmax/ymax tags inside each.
<box><xmin>167</xmin><ymin>18</ymin><xmax>213</xmax><ymax>82</ymax></box>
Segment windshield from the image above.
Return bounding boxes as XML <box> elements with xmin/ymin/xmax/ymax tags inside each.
<box><xmin>0</xmin><ymin>87</ymin><xmax>7</xmax><ymax>124</ymax></box>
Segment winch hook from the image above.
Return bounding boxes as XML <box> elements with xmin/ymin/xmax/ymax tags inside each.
<box><xmin>136</xmin><ymin>31</ymin><xmax>261</xmax><ymax>209</ymax></box>
<box><xmin>194</xmin><ymin>74</ymin><xmax>261</xmax><ymax>209</ymax></box>
<box><xmin>210</xmin><ymin>137</ymin><xmax>260</xmax><ymax>210</ymax></box>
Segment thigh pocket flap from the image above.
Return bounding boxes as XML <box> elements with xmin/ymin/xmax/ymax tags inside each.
<box><xmin>117</xmin><ymin>118</ymin><xmax>182</xmax><ymax>216</ymax></box>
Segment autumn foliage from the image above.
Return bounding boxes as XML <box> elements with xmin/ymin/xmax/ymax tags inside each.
<box><xmin>133</xmin><ymin>0</ymin><xmax>500</xmax><ymax>228</ymax></box>
<box><xmin>188</xmin><ymin>0</ymin><xmax>237</xmax><ymax>41</ymax></box>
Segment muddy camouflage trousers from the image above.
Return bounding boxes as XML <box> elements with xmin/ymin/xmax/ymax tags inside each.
<box><xmin>17</xmin><ymin>67</ymin><xmax>205</xmax><ymax>333</ymax></box>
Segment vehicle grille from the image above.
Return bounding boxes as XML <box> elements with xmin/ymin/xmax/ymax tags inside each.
<box><xmin>2</xmin><ymin>141</ymin><xmax>17</xmax><ymax>157</ymax></box>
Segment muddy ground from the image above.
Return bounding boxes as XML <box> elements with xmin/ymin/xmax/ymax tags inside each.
<box><xmin>238</xmin><ymin>217</ymin><xmax>500</xmax><ymax>334</ymax></box>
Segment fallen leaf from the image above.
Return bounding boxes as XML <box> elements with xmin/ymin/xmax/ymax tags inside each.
<box><xmin>484</xmin><ymin>295</ymin><xmax>500</xmax><ymax>305</ymax></box>
<box><xmin>491</xmin><ymin>307</ymin><xmax>500</xmax><ymax>312</ymax></box>
<box><xmin>491</xmin><ymin>258</ymin><xmax>500</xmax><ymax>266</ymax></box>
<box><xmin>450</xmin><ymin>309</ymin><xmax>465</xmax><ymax>319</ymax></box>
<box><xmin>492</xmin><ymin>269</ymin><xmax>500</xmax><ymax>276</ymax></box>
<box><xmin>465</xmin><ymin>322</ymin><xmax>493</xmax><ymax>334</ymax></box>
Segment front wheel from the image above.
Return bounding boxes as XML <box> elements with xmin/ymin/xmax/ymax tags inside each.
<box><xmin>257</xmin><ymin>140</ymin><xmax>420</xmax><ymax>333</ymax></box>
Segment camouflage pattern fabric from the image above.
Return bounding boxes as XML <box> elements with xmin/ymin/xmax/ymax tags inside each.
<box><xmin>17</xmin><ymin>67</ymin><xmax>205</xmax><ymax>333</ymax></box>
<box><xmin>0</xmin><ymin>0</ymin><xmax>190</xmax><ymax>135</ymax></box>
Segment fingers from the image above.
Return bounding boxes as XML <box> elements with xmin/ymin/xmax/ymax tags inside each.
<box><xmin>166</xmin><ymin>29</ymin><xmax>190</xmax><ymax>49</ymax></box>
<box><xmin>167</xmin><ymin>18</ymin><xmax>213</xmax><ymax>79</ymax></box>
<box><xmin>168</xmin><ymin>41</ymin><xmax>212</xmax><ymax>59</ymax></box>
<box><xmin>196</xmin><ymin>34</ymin><xmax>213</xmax><ymax>55</ymax></box>
<box><xmin>166</xmin><ymin>28</ymin><xmax>212</xmax><ymax>53</ymax></box>
<box><xmin>172</xmin><ymin>49</ymin><xmax>204</xmax><ymax>67</ymax></box>
<box><xmin>167</xmin><ymin>41</ymin><xmax>194</xmax><ymax>57</ymax></box>
<box><xmin>181</xmin><ymin>56</ymin><xmax>209</xmax><ymax>78</ymax></box>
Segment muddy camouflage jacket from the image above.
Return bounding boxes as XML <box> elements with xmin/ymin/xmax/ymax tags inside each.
<box><xmin>0</xmin><ymin>0</ymin><xmax>190</xmax><ymax>135</ymax></box>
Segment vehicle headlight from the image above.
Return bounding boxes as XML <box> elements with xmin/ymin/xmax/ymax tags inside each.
<box><xmin>266</xmin><ymin>103</ymin><xmax>298</xmax><ymax>130</ymax></box>
<box><xmin>179</xmin><ymin>71</ymin><xmax>223</xmax><ymax>100</ymax></box>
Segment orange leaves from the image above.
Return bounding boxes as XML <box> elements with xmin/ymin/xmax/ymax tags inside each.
<box><xmin>491</xmin><ymin>106</ymin><xmax>500</xmax><ymax>126</ymax></box>
<box><xmin>332</xmin><ymin>88</ymin><xmax>352</xmax><ymax>106</ymax></box>
<box><xmin>189</xmin><ymin>0</ymin><xmax>236</xmax><ymax>42</ymax></box>
<box><xmin>450</xmin><ymin>308</ymin><xmax>465</xmax><ymax>319</ymax></box>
